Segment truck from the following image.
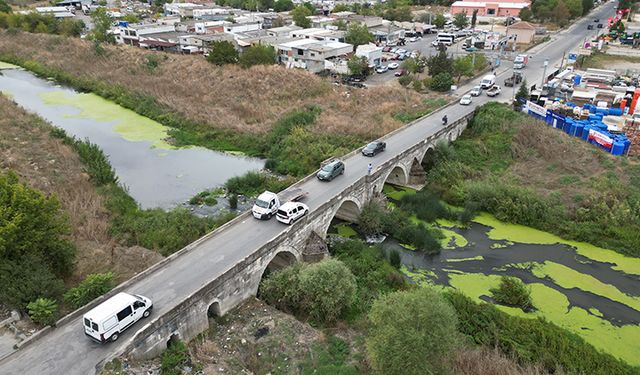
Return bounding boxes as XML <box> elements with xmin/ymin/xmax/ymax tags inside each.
<box><xmin>504</xmin><ymin>71</ymin><xmax>523</xmax><ymax>87</ymax></box>
<box><xmin>486</xmin><ymin>85</ymin><xmax>502</xmax><ymax>97</ymax></box>
<box><xmin>514</xmin><ymin>54</ymin><xmax>529</xmax><ymax>69</ymax></box>
<box><xmin>252</xmin><ymin>188</ymin><xmax>308</xmax><ymax>220</ymax></box>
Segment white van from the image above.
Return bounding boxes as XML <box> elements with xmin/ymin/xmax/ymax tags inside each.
<box><xmin>83</xmin><ymin>292</ymin><xmax>153</xmax><ymax>343</ymax></box>
<box><xmin>480</xmin><ymin>74</ymin><xmax>496</xmax><ymax>89</ymax></box>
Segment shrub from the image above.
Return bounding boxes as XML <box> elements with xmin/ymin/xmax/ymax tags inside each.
<box><xmin>398</xmin><ymin>75</ymin><xmax>413</xmax><ymax>87</ymax></box>
<box><xmin>27</xmin><ymin>298</ymin><xmax>58</xmax><ymax>326</ymax></box>
<box><xmin>366</xmin><ymin>288</ymin><xmax>461</xmax><ymax>375</ymax></box>
<box><xmin>490</xmin><ymin>276</ymin><xmax>534</xmax><ymax>311</ymax></box>
<box><xmin>229</xmin><ymin>194</ymin><xmax>238</xmax><ymax>209</ymax></box>
<box><xmin>51</xmin><ymin>130</ymin><xmax>118</xmax><ymax>186</ymax></box>
<box><xmin>161</xmin><ymin>339</ymin><xmax>190</xmax><ymax>375</ymax></box>
<box><xmin>0</xmin><ymin>256</ymin><xmax>65</xmax><ymax>310</ymax></box>
<box><xmin>238</xmin><ymin>44</ymin><xmax>276</xmax><ymax>68</ymax></box>
<box><xmin>394</xmin><ymin>223</ymin><xmax>441</xmax><ymax>254</ymax></box>
<box><xmin>388</xmin><ymin>250</ymin><xmax>401</xmax><ymax>269</ymax></box>
<box><xmin>260</xmin><ymin>259</ymin><xmax>357</xmax><ymax>324</ymax></box>
<box><xmin>206</xmin><ymin>41</ymin><xmax>239</xmax><ymax>66</ymax></box>
<box><xmin>357</xmin><ymin>201</ymin><xmax>387</xmax><ymax>236</ymax></box>
<box><xmin>412</xmin><ymin>79</ymin><xmax>423</xmax><ymax>92</ymax></box>
<box><xmin>189</xmin><ymin>190</ymin><xmax>218</xmax><ymax>206</ymax></box>
<box><xmin>429</xmin><ymin>72</ymin><xmax>454</xmax><ymax>92</ymax></box>
<box><xmin>64</xmin><ymin>272</ymin><xmax>115</xmax><ymax>309</ymax></box>
<box><xmin>224</xmin><ymin>171</ymin><xmax>293</xmax><ymax>197</ymax></box>
<box><xmin>445</xmin><ymin>291</ymin><xmax>635</xmax><ymax>374</ymax></box>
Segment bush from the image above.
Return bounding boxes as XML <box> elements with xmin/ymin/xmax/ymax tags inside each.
<box><xmin>490</xmin><ymin>276</ymin><xmax>534</xmax><ymax>311</ymax></box>
<box><xmin>224</xmin><ymin>171</ymin><xmax>294</xmax><ymax>197</ymax></box>
<box><xmin>238</xmin><ymin>44</ymin><xmax>276</xmax><ymax>68</ymax></box>
<box><xmin>394</xmin><ymin>222</ymin><xmax>442</xmax><ymax>254</ymax></box>
<box><xmin>445</xmin><ymin>291</ymin><xmax>635</xmax><ymax>374</ymax></box>
<box><xmin>229</xmin><ymin>194</ymin><xmax>238</xmax><ymax>209</ymax></box>
<box><xmin>189</xmin><ymin>190</ymin><xmax>218</xmax><ymax>206</ymax></box>
<box><xmin>0</xmin><ymin>256</ymin><xmax>65</xmax><ymax>310</ymax></box>
<box><xmin>412</xmin><ymin>79</ymin><xmax>423</xmax><ymax>91</ymax></box>
<box><xmin>398</xmin><ymin>75</ymin><xmax>413</xmax><ymax>87</ymax></box>
<box><xmin>429</xmin><ymin>72</ymin><xmax>454</xmax><ymax>92</ymax></box>
<box><xmin>388</xmin><ymin>250</ymin><xmax>401</xmax><ymax>269</ymax></box>
<box><xmin>161</xmin><ymin>339</ymin><xmax>190</xmax><ymax>375</ymax></box>
<box><xmin>261</xmin><ymin>259</ymin><xmax>357</xmax><ymax>324</ymax></box>
<box><xmin>63</xmin><ymin>272</ymin><xmax>115</xmax><ymax>309</ymax></box>
<box><xmin>357</xmin><ymin>201</ymin><xmax>387</xmax><ymax>236</ymax></box>
<box><xmin>27</xmin><ymin>298</ymin><xmax>58</xmax><ymax>326</ymax></box>
<box><xmin>366</xmin><ymin>288</ymin><xmax>461</xmax><ymax>375</ymax></box>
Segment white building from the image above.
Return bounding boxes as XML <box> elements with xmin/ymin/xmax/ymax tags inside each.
<box><xmin>35</xmin><ymin>6</ymin><xmax>75</xmax><ymax>18</ymax></box>
<box><xmin>115</xmin><ymin>23</ymin><xmax>176</xmax><ymax>46</ymax></box>
<box><xmin>277</xmin><ymin>39</ymin><xmax>353</xmax><ymax>73</ymax></box>
<box><xmin>355</xmin><ymin>43</ymin><xmax>382</xmax><ymax>66</ymax></box>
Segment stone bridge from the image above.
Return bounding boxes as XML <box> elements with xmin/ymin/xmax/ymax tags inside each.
<box><xmin>122</xmin><ymin>112</ymin><xmax>472</xmax><ymax>362</ymax></box>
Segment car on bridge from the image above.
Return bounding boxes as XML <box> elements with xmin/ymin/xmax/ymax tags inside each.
<box><xmin>362</xmin><ymin>141</ymin><xmax>386</xmax><ymax>156</ymax></box>
<box><xmin>83</xmin><ymin>293</ymin><xmax>152</xmax><ymax>343</ymax></box>
<box><xmin>276</xmin><ymin>202</ymin><xmax>309</xmax><ymax>224</ymax></box>
<box><xmin>317</xmin><ymin>160</ymin><xmax>345</xmax><ymax>181</ymax></box>
<box><xmin>459</xmin><ymin>94</ymin><xmax>472</xmax><ymax>105</ymax></box>
<box><xmin>470</xmin><ymin>85</ymin><xmax>482</xmax><ymax>96</ymax></box>
<box><xmin>252</xmin><ymin>189</ymin><xmax>307</xmax><ymax>220</ymax></box>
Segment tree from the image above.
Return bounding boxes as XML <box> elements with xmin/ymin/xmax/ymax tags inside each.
<box><xmin>291</xmin><ymin>4</ymin><xmax>311</xmax><ymax>28</ymax></box>
<box><xmin>515</xmin><ymin>78</ymin><xmax>529</xmax><ymax>109</ymax></box>
<box><xmin>333</xmin><ymin>19</ymin><xmax>347</xmax><ymax>30</ymax></box>
<box><xmin>427</xmin><ymin>45</ymin><xmax>453</xmax><ymax>76</ymax></box>
<box><xmin>433</xmin><ymin>13</ymin><xmax>446</xmax><ymax>28</ymax></box>
<box><xmin>490</xmin><ymin>276</ymin><xmax>534</xmax><ymax>310</ymax></box>
<box><xmin>88</xmin><ymin>8</ymin><xmax>115</xmax><ymax>44</ymax></box>
<box><xmin>564</xmin><ymin>0</ymin><xmax>582</xmax><ymax>18</ymax></box>
<box><xmin>366</xmin><ymin>288</ymin><xmax>461</xmax><ymax>375</ymax></box>
<box><xmin>553</xmin><ymin>0</ymin><xmax>570</xmax><ymax>26</ymax></box>
<box><xmin>27</xmin><ymin>298</ymin><xmax>58</xmax><ymax>326</ymax></box>
<box><xmin>531</xmin><ymin>0</ymin><xmax>556</xmax><ymax>22</ymax></box>
<box><xmin>519</xmin><ymin>7</ymin><xmax>533</xmax><ymax>22</ymax></box>
<box><xmin>471</xmin><ymin>9</ymin><xmax>478</xmax><ymax>28</ymax></box>
<box><xmin>332</xmin><ymin>4</ymin><xmax>350</xmax><ymax>12</ymax></box>
<box><xmin>58</xmin><ymin>18</ymin><xmax>85</xmax><ymax>37</ymax></box>
<box><xmin>273</xmin><ymin>0</ymin><xmax>293</xmax><ymax>11</ymax></box>
<box><xmin>206</xmin><ymin>41</ymin><xmax>239</xmax><ymax>65</ymax></box>
<box><xmin>581</xmin><ymin>0</ymin><xmax>594</xmax><ymax>15</ymax></box>
<box><xmin>347</xmin><ymin>55</ymin><xmax>369</xmax><ymax>77</ymax></box>
<box><xmin>0</xmin><ymin>257</ymin><xmax>65</xmax><ymax>310</ymax></box>
<box><xmin>238</xmin><ymin>44</ymin><xmax>276</xmax><ymax>68</ymax></box>
<box><xmin>401</xmin><ymin>57</ymin><xmax>423</xmax><ymax>74</ymax></box>
<box><xmin>384</xmin><ymin>6</ymin><xmax>413</xmax><ymax>22</ymax></box>
<box><xmin>271</xmin><ymin>15</ymin><xmax>285</xmax><ymax>27</ymax></box>
<box><xmin>429</xmin><ymin>72</ymin><xmax>454</xmax><ymax>91</ymax></box>
<box><xmin>345</xmin><ymin>22</ymin><xmax>374</xmax><ymax>50</ymax></box>
<box><xmin>0</xmin><ymin>0</ymin><xmax>10</xmax><ymax>13</ymax></box>
<box><xmin>453</xmin><ymin>55</ymin><xmax>474</xmax><ymax>82</ymax></box>
<box><xmin>63</xmin><ymin>272</ymin><xmax>115</xmax><ymax>309</ymax></box>
<box><xmin>122</xmin><ymin>13</ymin><xmax>139</xmax><ymax>23</ymax></box>
<box><xmin>453</xmin><ymin>12</ymin><xmax>469</xmax><ymax>29</ymax></box>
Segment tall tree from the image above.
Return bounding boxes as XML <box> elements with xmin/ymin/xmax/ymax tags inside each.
<box><xmin>453</xmin><ymin>55</ymin><xmax>474</xmax><ymax>82</ymax></box>
<box><xmin>206</xmin><ymin>41</ymin><xmax>239</xmax><ymax>65</ymax></box>
<box><xmin>433</xmin><ymin>13</ymin><xmax>446</xmax><ymax>28</ymax></box>
<box><xmin>515</xmin><ymin>79</ymin><xmax>529</xmax><ymax>108</ymax></box>
<box><xmin>581</xmin><ymin>0</ymin><xmax>594</xmax><ymax>15</ymax></box>
<box><xmin>471</xmin><ymin>9</ymin><xmax>478</xmax><ymax>28</ymax></box>
<box><xmin>88</xmin><ymin>8</ymin><xmax>115</xmax><ymax>44</ymax></box>
<box><xmin>291</xmin><ymin>4</ymin><xmax>311</xmax><ymax>28</ymax></box>
<box><xmin>453</xmin><ymin>12</ymin><xmax>469</xmax><ymax>29</ymax></box>
<box><xmin>553</xmin><ymin>0</ymin><xmax>570</xmax><ymax>26</ymax></box>
<box><xmin>427</xmin><ymin>45</ymin><xmax>453</xmax><ymax>76</ymax></box>
<box><xmin>347</xmin><ymin>55</ymin><xmax>369</xmax><ymax>76</ymax></box>
<box><xmin>564</xmin><ymin>0</ymin><xmax>582</xmax><ymax>19</ymax></box>
<box><xmin>345</xmin><ymin>23</ymin><xmax>374</xmax><ymax>50</ymax></box>
<box><xmin>273</xmin><ymin>0</ymin><xmax>293</xmax><ymax>12</ymax></box>
<box><xmin>519</xmin><ymin>7</ymin><xmax>533</xmax><ymax>22</ymax></box>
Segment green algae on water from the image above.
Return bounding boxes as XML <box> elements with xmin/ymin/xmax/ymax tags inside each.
<box><xmin>39</xmin><ymin>91</ymin><xmax>176</xmax><ymax>149</ymax></box>
<box><xmin>0</xmin><ymin>62</ymin><xmax>21</xmax><ymax>70</ymax></box>
<box><xmin>335</xmin><ymin>223</ymin><xmax>357</xmax><ymax>238</ymax></box>
<box><xmin>382</xmin><ymin>184</ymin><xmax>416</xmax><ymax>201</ymax></box>
<box><xmin>445</xmin><ymin>255</ymin><xmax>483</xmax><ymax>262</ymax></box>
<box><xmin>445</xmin><ymin>271</ymin><xmax>640</xmax><ymax>366</ymax></box>
<box><xmin>473</xmin><ymin>212</ymin><xmax>640</xmax><ymax>276</ymax></box>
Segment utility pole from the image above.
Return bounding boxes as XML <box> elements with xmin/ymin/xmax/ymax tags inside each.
<box><xmin>541</xmin><ymin>58</ymin><xmax>549</xmax><ymax>88</ymax></box>
<box><xmin>559</xmin><ymin>50</ymin><xmax>566</xmax><ymax>70</ymax></box>
<box><xmin>472</xmin><ymin>51</ymin><xmax>476</xmax><ymax>68</ymax></box>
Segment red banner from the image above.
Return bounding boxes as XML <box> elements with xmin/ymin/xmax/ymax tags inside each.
<box><xmin>588</xmin><ymin>129</ymin><xmax>613</xmax><ymax>150</ymax></box>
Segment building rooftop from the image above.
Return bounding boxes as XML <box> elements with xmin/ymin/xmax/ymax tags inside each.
<box><xmin>451</xmin><ymin>1</ymin><xmax>530</xmax><ymax>7</ymax></box>
<box><xmin>509</xmin><ymin>21</ymin><xmax>537</xmax><ymax>29</ymax></box>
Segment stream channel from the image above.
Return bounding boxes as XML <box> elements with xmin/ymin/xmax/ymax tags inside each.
<box><xmin>0</xmin><ymin>65</ymin><xmax>264</xmax><ymax>209</ymax></box>
<box><xmin>330</xmin><ymin>184</ymin><xmax>640</xmax><ymax>366</ymax></box>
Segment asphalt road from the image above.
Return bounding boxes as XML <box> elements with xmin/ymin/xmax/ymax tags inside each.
<box><xmin>0</xmin><ymin>3</ymin><xmax>616</xmax><ymax>374</ymax></box>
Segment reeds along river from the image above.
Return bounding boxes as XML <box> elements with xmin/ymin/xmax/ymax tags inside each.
<box><xmin>0</xmin><ymin>65</ymin><xmax>264</xmax><ymax>209</ymax></box>
<box><xmin>330</xmin><ymin>185</ymin><xmax>640</xmax><ymax>367</ymax></box>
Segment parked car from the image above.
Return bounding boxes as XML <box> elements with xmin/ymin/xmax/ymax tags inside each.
<box><xmin>504</xmin><ymin>72</ymin><xmax>523</xmax><ymax>87</ymax></box>
<box><xmin>470</xmin><ymin>85</ymin><xmax>482</xmax><ymax>96</ymax></box>
<box><xmin>597</xmin><ymin>23</ymin><xmax>603</xmax><ymax>28</ymax></box>
<box><xmin>395</xmin><ymin>68</ymin><xmax>407</xmax><ymax>77</ymax></box>
<box><xmin>376</xmin><ymin>66</ymin><xmax>389</xmax><ymax>74</ymax></box>
<box><xmin>362</xmin><ymin>141</ymin><xmax>386</xmax><ymax>156</ymax></box>
<box><xmin>276</xmin><ymin>202</ymin><xmax>309</xmax><ymax>225</ymax></box>
<box><xmin>465</xmin><ymin>46</ymin><xmax>477</xmax><ymax>52</ymax></box>
<box><xmin>459</xmin><ymin>94</ymin><xmax>472</xmax><ymax>105</ymax></box>
<box><xmin>83</xmin><ymin>293</ymin><xmax>152</xmax><ymax>343</ymax></box>
<box><xmin>408</xmin><ymin>37</ymin><xmax>418</xmax><ymax>42</ymax></box>
<box><xmin>388</xmin><ymin>62</ymin><xmax>399</xmax><ymax>69</ymax></box>
<box><xmin>317</xmin><ymin>160</ymin><xmax>345</xmax><ymax>181</ymax></box>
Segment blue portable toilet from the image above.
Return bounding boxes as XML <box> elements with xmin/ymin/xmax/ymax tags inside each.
<box><xmin>574</xmin><ymin>74</ymin><xmax>582</xmax><ymax>86</ymax></box>
<box><xmin>609</xmin><ymin>108</ymin><xmax>623</xmax><ymax>116</ymax></box>
<box><xmin>582</xmin><ymin>125</ymin><xmax>591</xmax><ymax>141</ymax></box>
<box><xmin>574</xmin><ymin>123</ymin><xmax>584</xmax><ymax>138</ymax></box>
<box><xmin>612</xmin><ymin>141</ymin><xmax>625</xmax><ymax>155</ymax></box>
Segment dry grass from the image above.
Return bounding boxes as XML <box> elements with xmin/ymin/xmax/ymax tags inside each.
<box><xmin>0</xmin><ymin>95</ymin><xmax>162</xmax><ymax>284</ymax></box>
<box><xmin>0</xmin><ymin>32</ymin><xmax>430</xmax><ymax>138</ymax></box>
<box><xmin>451</xmin><ymin>347</ymin><xmax>556</xmax><ymax>375</ymax></box>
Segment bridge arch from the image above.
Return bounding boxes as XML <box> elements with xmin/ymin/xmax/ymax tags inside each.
<box><xmin>207</xmin><ymin>300</ymin><xmax>221</xmax><ymax>318</ymax></box>
<box><xmin>420</xmin><ymin>146</ymin><xmax>436</xmax><ymax>172</ymax></box>
<box><xmin>332</xmin><ymin>198</ymin><xmax>362</xmax><ymax>223</ymax></box>
<box><xmin>383</xmin><ymin>164</ymin><xmax>408</xmax><ymax>186</ymax></box>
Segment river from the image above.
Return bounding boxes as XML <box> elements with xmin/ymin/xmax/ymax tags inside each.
<box><xmin>328</xmin><ymin>185</ymin><xmax>640</xmax><ymax>366</ymax></box>
<box><xmin>0</xmin><ymin>66</ymin><xmax>264</xmax><ymax>209</ymax></box>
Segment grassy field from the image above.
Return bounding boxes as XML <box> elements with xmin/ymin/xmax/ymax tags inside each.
<box><xmin>578</xmin><ymin>51</ymin><xmax>640</xmax><ymax>70</ymax></box>
<box><xmin>0</xmin><ymin>32</ymin><xmax>434</xmax><ymax>140</ymax></box>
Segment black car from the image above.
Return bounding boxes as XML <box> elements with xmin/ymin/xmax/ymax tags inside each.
<box><xmin>597</xmin><ymin>23</ymin><xmax>603</xmax><ymax>28</ymax></box>
<box><xmin>587</xmin><ymin>24</ymin><xmax>594</xmax><ymax>30</ymax></box>
<box><xmin>316</xmin><ymin>160</ymin><xmax>345</xmax><ymax>181</ymax></box>
<box><xmin>362</xmin><ymin>141</ymin><xmax>386</xmax><ymax>156</ymax></box>
<box><xmin>594</xmin><ymin>18</ymin><xmax>599</xmax><ymax>22</ymax></box>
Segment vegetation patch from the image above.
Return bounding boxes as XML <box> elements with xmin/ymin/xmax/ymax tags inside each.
<box><xmin>224</xmin><ymin>171</ymin><xmax>295</xmax><ymax>197</ymax></box>
<box><xmin>489</xmin><ymin>275</ymin><xmax>534</xmax><ymax>311</ymax></box>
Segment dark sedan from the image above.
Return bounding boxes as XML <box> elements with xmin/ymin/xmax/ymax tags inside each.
<box><xmin>362</xmin><ymin>141</ymin><xmax>386</xmax><ymax>156</ymax></box>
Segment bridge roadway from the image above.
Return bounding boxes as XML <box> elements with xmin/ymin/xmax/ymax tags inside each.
<box><xmin>0</xmin><ymin>3</ymin><xmax>616</xmax><ymax>374</ymax></box>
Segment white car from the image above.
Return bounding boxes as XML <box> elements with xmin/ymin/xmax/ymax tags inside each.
<box><xmin>459</xmin><ymin>94</ymin><xmax>472</xmax><ymax>105</ymax></box>
<box><xmin>376</xmin><ymin>66</ymin><xmax>389</xmax><ymax>73</ymax></box>
<box><xmin>470</xmin><ymin>86</ymin><xmax>482</xmax><ymax>96</ymax></box>
<box><xmin>388</xmin><ymin>62</ymin><xmax>399</xmax><ymax>69</ymax></box>
<box><xmin>276</xmin><ymin>202</ymin><xmax>309</xmax><ymax>225</ymax></box>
